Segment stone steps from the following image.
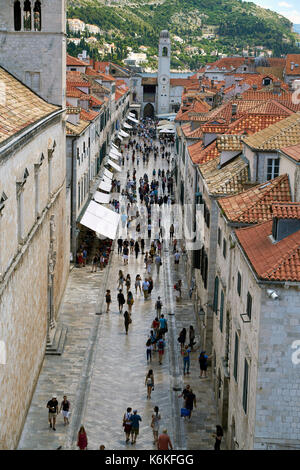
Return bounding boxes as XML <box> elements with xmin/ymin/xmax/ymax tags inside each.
<box><xmin>45</xmin><ymin>324</ymin><xmax>68</xmax><ymax>356</ymax></box>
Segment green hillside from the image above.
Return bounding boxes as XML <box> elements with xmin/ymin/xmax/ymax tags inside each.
<box><xmin>67</xmin><ymin>0</ymin><xmax>300</xmax><ymax>70</ymax></box>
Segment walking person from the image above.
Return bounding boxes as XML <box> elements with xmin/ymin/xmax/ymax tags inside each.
<box><xmin>127</xmin><ymin>291</ymin><xmax>134</xmax><ymax>313</ymax></box>
<box><xmin>134</xmin><ymin>240</ymin><xmax>140</xmax><ymax>259</ymax></box>
<box><xmin>77</xmin><ymin>425</ymin><xmax>88</xmax><ymax>450</ymax></box>
<box><xmin>174</xmin><ymin>250</ymin><xmax>180</xmax><ymax>266</ymax></box>
<box><xmin>124</xmin><ymin>310</ymin><xmax>131</xmax><ymax>335</ymax></box>
<box><xmin>142</xmin><ymin>278</ymin><xmax>150</xmax><ymax>299</ymax></box>
<box><xmin>141</xmin><ymin>238</ymin><xmax>145</xmax><ymax>254</ymax></box>
<box><xmin>117</xmin><ymin>289</ymin><xmax>126</xmax><ymax>313</ymax></box>
<box><xmin>155</xmin><ymin>297</ymin><xmax>163</xmax><ymax>318</ymax></box>
<box><xmin>151</xmin><ymin>406</ymin><xmax>161</xmax><ymax>445</ymax></box>
<box><xmin>146</xmin><ymin>338</ymin><xmax>152</xmax><ymax>363</ymax></box>
<box><xmin>91</xmin><ymin>254</ymin><xmax>99</xmax><ymax>272</ymax></box>
<box><xmin>157</xmin><ymin>335</ymin><xmax>165</xmax><ymax>365</ymax></box>
<box><xmin>123</xmin><ymin>408</ymin><xmax>132</xmax><ymax>443</ymax></box>
<box><xmin>185</xmin><ymin>388</ymin><xmax>196</xmax><ymax>419</ymax></box>
<box><xmin>135</xmin><ymin>274</ymin><xmax>142</xmax><ymax>294</ymax></box>
<box><xmin>159</xmin><ymin>314</ymin><xmax>168</xmax><ymax>337</ymax></box>
<box><xmin>199</xmin><ymin>351</ymin><xmax>210</xmax><ymax>378</ymax></box>
<box><xmin>145</xmin><ymin>369</ymin><xmax>154</xmax><ymax>399</ymax></box>
<box><xmin>157</xmin><ymin>429</ymin><xmax>173</xmax><ymax>450</ymax></box>
<box><xmin>212</xmin><ymin>425</ymin><xmax>224</xmax><ymax>450</ymax></box>
<box><xmin>183</xmin><ymin>345</ymin><xmax>191</xmax><ymax>375</ymax></box>
<box><xmin>177</xmin><ymin>328</ymin><xmax>186</xmax><ymax>352</ymax></box>
<box><xmin>47</xmin><ymin>395</ymin><xmax>58</xmax><ymax>430</ymax></box>
<box><xmin>118</xmin><ymin>270</ymin><xmax>125</xmax><ymax>289</ymax></box>
<box><xmin>130</xmin><ymin>410</ymin><xmax>142</xmax><ymax>445</ymax></box>
<box><xmin>155</xmin><ymin>253</ymin><xmax>162</xmax><ymax>275</ymax></box>
<box><xmin>59</xmin><ymin>395</ymin><xmax>70</xmax><ymax>426</ymax></box>
<box><xmin>189</xmin><ymin>325</ymin><xmax>196</xmax><ymax>350</ymax></box>
<box><xmin>125</xmin><ymin>274</ymin><xmax>131</xmax><ymax>293</ymax></box>
<box><xmin>105</xmin><ymin>290</ymin><xmax>111</xmax><ymax>313</ymax></box>
<box><xmin>169</xmin><ymin>223</ymin><xmax>174</xmax><ymax>240</ymax></box>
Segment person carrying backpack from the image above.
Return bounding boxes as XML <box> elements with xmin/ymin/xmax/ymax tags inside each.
<box><xmin>155</xmin><ymin>297</ymin><xmax>163</xmax><ymax>318</ymax></box>
<box><xmin>159</xmin><ymin>314</ymin><xmax>168</xmax><ymax>337</ymax></box>
<box><xmin>182</xmin><ymin>345</ymin><xmax>191</xmax><ymax>375</ymax></box>
<box><xmin>157</xmin><ymin>336</ymin><xmax>165</xmax><ymax>365</ymax></box>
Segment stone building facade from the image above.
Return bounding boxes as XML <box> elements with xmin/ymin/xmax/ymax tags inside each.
<box><xmin>0</xmin><ymin>1</ymin><xmax>69</xmax><ymax>449</ymax></box>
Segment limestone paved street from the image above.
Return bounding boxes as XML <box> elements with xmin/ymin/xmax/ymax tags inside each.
<box><xmin>18</xmin><ymin>137</ymin><xmax>219</xmax><ymax>451</ymax></box>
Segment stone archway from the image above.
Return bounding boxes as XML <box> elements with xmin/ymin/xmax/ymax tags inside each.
<box><xmin>143</xmin><ymin>103</ymin><xmax>154</xmax><ymax>118</ymax></box>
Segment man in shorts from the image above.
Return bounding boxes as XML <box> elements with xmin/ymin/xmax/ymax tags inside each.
<box><xmin>47</xmin><ymin>395</ymin><xmax>58</xmax><ymax>430</ymax></box>
<box><xmin>130</xmin><ymin>410</ymin><xmax>142</xmax><ymax>445</ymax></box>
<box><xmin>59</xmin><ymin>395</ymin><xmax>70</xmax><ymax>426</ymax></box>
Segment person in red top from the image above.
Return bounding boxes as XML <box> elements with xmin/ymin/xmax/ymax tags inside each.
<box><xmin>77</xmin><ymin>425</ymin><xmax>88</xmax><ymax>450</ymax></box>
<box><xmin>157</xmin><ymin>429</ymin><xmax>173</xmax><ymax>450</ymax></box>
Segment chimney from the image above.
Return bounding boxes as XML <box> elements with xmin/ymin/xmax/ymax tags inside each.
<box><xmin>252</xmin><ymin>84</ymin><xmax>258</xmax><ymax>91</ymax></box>
<box><xmin>273</xmin><ymin>81</ymin><xmax>281</xmax><ymax>95</ymax></box>
<box><xmin>105</xmin><ymin>65</ymin><xmax>110</xmax><ymax>75</ymax></box>
<box><xmin>211</xmin><ymin>79</ymin><xmax>214</xmax><ymax>87</ymax></box>
<box><xmin>291</xmin><ymin>61</ymin><xmax>295</xmax><ymax>71</ymax></box>
<box><xmin>232</xmin><ymin>103</ymin><xmax>238</xmax><ymax>115</ymax></box>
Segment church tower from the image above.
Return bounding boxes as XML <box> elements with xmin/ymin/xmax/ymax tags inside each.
<box><xmin>0</xmin><ymin>1</ymin><xmax>66</xmax><ymax>106</ymax></box>
<box><xmin>157</xmin><ymin>30</ymin><xmax>171</xmax><ymax>115</ymax></box>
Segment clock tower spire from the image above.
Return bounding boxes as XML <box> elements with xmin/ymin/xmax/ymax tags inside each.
<box><xmin>157</xmin><ymin>30</ymin><xmax>171</xmax><ymax>115</ymax></box>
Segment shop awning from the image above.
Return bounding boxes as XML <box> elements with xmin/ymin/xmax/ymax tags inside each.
<box><xmin>128</xmin><ymin>116</ymin><xmax>139</xmax><ymax>124</ymax></box>
<box><xmin>109</xmin><ymin>152</ymin><xmax>120</xmax><ymax>161</ymax></box>
<box><xmin>159</xmin><ymin>128</ymin><xmax>175</xmax><ymax>134</ymax></box>
<box><xmin>123</xmin><ymin>122</ymin><xmax>132</xmax><ymax>129</ymax></box>
<box><xmin>117</xmin><ymin>134</ymin><xmax>123</xmax><ymax>141</ymax></box>
<box><xmin>111</xmin><ymin>143</ymin><xmax>120</xmax><ymax>150</ymax></box>
<box><xmin>93</xmin><ymin>191</ymin><xmax>111</xmax><ymax>204</ymax></box>
<box><xmin>119</xmin><ymin>129</ymin><xmax>129</xmax><ymax>138</ymax></box>
<box><xmin>102</xmin><ymin>175</ymin><xmax>112</xmax><ymax>185</ymax></box>
<box><xmin>128</xmin><ymin>112</ymin><xmax>136</xmax><ymax>118</ymax></box>
<box><xmin>80</xmin><ymin>200</ymin><xmax>120</xmax><ymax>239</ymax></box>
<box><xmin>98</xmin><ymin>180</ymin><xmax>112</xmax><ymax>192</ymax></box>
<box><xmin>110</xmin><ymin>147</ymin><xmax>121</xmax><ymax>157</ymax></box>
<box><xmin>107</xmin><ymin>159</ymin><xmax>122</xmax><ymax>172</ymax></box>
<box><xmin>104</xmin><ymin>169</ymin><xmax>113</xmax><ymax>180</ymax></box>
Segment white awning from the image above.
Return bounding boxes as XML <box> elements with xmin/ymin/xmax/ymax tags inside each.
<box><xmin>123</xmin><ymin>122</ymin><xmax>132</xmax><ymax>129</ymax></box>
<box><xmin>109</xmin><ymin>152</ymin><xmax>119</xmax><ymax>161</ymax></box>
<box><xmin>119</xmin><ymin>129</ymin><xmax>129</xmax><ymax>138</ymax></box>
<box><xmin>103</xmin><ymin>168</ymin><xmax>113</xmax><ymax>180</ymax></box>
<box><xmin>107</xmin><ymin>159</ymin><xmax>122</xmax><ymax>172</ymax></box>
<box><xmin>117</xmin><ymin>134</ymin><xmax>123</xmax><ymax>141</ymax></box>
<box><xmin>159</xmin><ymin>128</ymin><xmax>175</xmax><ymax>134</ymax></box>
<box><xmin>98</xmin><ymin>180</ymin><xmax>112</xmax><ymax>192</ymax></box>
<box><xmin>128</xmin><ymin>112</ymin><xmax>135</xmax><ymax>118</ymax></box>
<box><xmin>102</xmin><ymin>175</ymin><xmax>112</xmax><ymax>185</ymax></box>
<box><xmin>110</xmin><ymin>147</ymin><xmax>121</xmax><ymax>157</ymax></box>
<box><xmin>128</xmin><ymin>116</ymin><xmax>139</xmax><ymax>124</ymax></box>
<box><xmin>80</xmin><ymin>200</ymin><xmax>120</xmax><ymax>239</ymax></box>
<box><xmin>111</xmin><ymin>143</ymin><xmax>119</xmax><ymax>150</ymax></box>
<box><xmin>93</xmin><ymin>191</ymin><xmax>111</xmax><ymax>204</ymax></box>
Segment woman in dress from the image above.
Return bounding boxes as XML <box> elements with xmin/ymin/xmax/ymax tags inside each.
<box><xmin>124</xmin><ymin>310</ymin><xmax>131</xmax><ymax>335</ymax></box>
<box><xmin>77</xmin><ymin>425</ymin><xmax>88</xmax><ymax>450</ymax></box>
<box><xmin>189</xmin><ymin>325</ymin><xmax>196</xmax><ymax>350</ymax></box>
<box><xmin>145</xmin><ymin>369</ymin><xmax>154</xmax><ymax>400</ymax></box>
<box><xmin>118</xmin><ymin>270</ymin><xmax>124</xmax><ymax>289</ymax></box>
<box><xmin>151</xmin><ymin>406</ymin><xmax>161</xmax><ymax>445</ymax></box>
<box><xmin>212</xmin><ymin>425</ymin><xmax>223</xmax><ymax>450</ymax></box>
<box><xmin>125</xmin><ymin>274</ymin><xmax>131</xmax><ymax>293</ymax></box>
<box><xmin>178</xmin><ymin>328</ymin><xmax>186</xmax><ymax>352</ymax></box>
<box><xmin>105</xmin><ymin>290</ymin><xmax>111</xmax><ymax>313</ymax></box>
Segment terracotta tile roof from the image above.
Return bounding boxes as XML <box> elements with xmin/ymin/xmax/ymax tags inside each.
<box><xmin>280</xmin><ymin>143</ymin><xmax>300</xmax><ymax>162</ymax></box>
<box><xmin>218</xmin><ymin>174</ymin><xmax>292</xmax><ymax>223</ymax></box>
<box><xmin>189</xmin><ymin>140</ymin><xmax>219</xmax><ymax>165</ymax></box>
<box><xmin>0</xmin><ymin>67</ymin><xmax>59</xmax><ymax>147</ymax></box>
<box><xmin>235</xmin><ymin>220</ymin><xmax>300</xmax><ymax>281</ymax></box>
<box><xmin>240</xmin><ymin>90</ymin><xmax>291</xmax><ymax>101</ymax></box>
<box><xmin>199</xmin><ymin>155</ymin><xmax>248</xmax><ymax>195</ymax></box>
<box><xmin>175</xmin><ymin>99</ymin><xmax>210</xmax><ymax>121</ymax></box>
<box><xmin>181</xmin><ymin>123</ymin><xmax>203</xmax><ymax>139</ymax></box>
<box><xmin>205</xmin><ymin>57</ymin><xmax>246</xmax><ymax>71</ymax></box>
<box><xmin>170</xmin><ymin>78</ymin><xmax>198</xmax><ymax>87</ymax></box>
<box><xmin>115</xmin><ymin>89</ymin><xmax>124</xmax><ymax>101</ymax></box>
<box><xmin>272</xmin><ymin>202</ymin><xmax>300</xmax><ymax>219</ymax></box>
<box><xmin>66</xmin><ymin>54</ymin><xmax>87</xmax><ymax>67</ymax></box>
<box><xmin>227</xmin><ymin>113</ymin><xmax>287</xmax><ymax>135</ymax></box>
<box><xmin>217</xmin><ymin>134</ymin><xmax>243</xmax><ymax>151</ymax></box>
<box><xmin>243</xmin><ymin>112</ymin><xmax>300</xmax><ymax>150</ymax></box>
<box><xmin>285</xmin><ymin>54</ymin><xmax>300</xmax><ymax>76</ymax></box>
<box><xmin>242</xmin><ymin>99</ymin><xmax>294</xmax><ymax>116</ymax></box>
<box><xmin>80</xmin><ymin>108</ymin><xmax>99</xmax><ymax>121</ymax></box>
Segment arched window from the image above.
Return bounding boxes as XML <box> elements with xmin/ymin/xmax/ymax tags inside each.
<box><xmin>34</xmin><ymin>1</ymin><xmax>41</xmax><ymax>31</ymax></box>
<box><xmin>24</xmin><ymin>0</ymin><xmax>32</xmax><ymax>31</ymax></box>
<box><xmin>162</xmin><ymin>46</ymin><xmax>168</xmax><ymax>57</ymax></box>
<box><xmin>14</xmin><ymin>1</ymin><xmax>22</xmax><ymax>31</ymax></box>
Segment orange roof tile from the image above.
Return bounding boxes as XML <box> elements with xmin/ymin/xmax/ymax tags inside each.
<box><xmin>218</xmin><ymin>174</ymin><xmax>292</xmax><ymax>224</ymax></box>
<box><xmin>280</xmin><ymin>143</ymin><xmax>300</xmax><ymax>162</ymax></box>
<box><xmin>285</xmin><ymin>54</ymin><xmax>300</xmax><ymax>76</ymax></box>
<box><xmin>272</xmin><ymin>202</ymin><xmax>300</xmax><ymax>220</ymax></box>
<box><xmin>189</xmin><ymin>140</ymin><xmax>219</xmax><ymax>165</ymax></box>
<box><xmin>235</xmin><ymin>220</ymin><xmax>300</xmax><ymax>281</ymax></box>
<box><xmin>80</xmin><ymin>108</ymin><xmax>99</xmax><ymax>121</ymax></box>
<box><xmin>66</xmin><ymin>54</ymin><xmax>87</xmax><ymax>67</ymax></box>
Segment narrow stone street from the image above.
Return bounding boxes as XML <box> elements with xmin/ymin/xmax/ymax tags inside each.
<box><xmin>18</xmin><ymin>135</ymin><xmax>219</xmax><ymax>451</ymax></box>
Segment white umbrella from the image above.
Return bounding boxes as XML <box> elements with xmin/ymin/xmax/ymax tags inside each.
<box><xmin>119</xmin><ymin>129</ymin><xmax>129</xmax><ymax>138</ymax></box>
<box><xmin>123</xmin><ymin>122</ymin><xmax>132</xmax><ymax>129</ymax></box>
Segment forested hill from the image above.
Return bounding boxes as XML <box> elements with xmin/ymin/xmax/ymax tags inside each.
<box><xmin>67</xmin><ymin>0</ymin><xmax>300</xmax><ymax>70</ymax></box>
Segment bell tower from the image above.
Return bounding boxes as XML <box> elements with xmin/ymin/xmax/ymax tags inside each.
<box><xmin>157</xmin><ymin>30</ymin><xmax>171</xmax><ymax>115</ymax></box>
<box><xmin>0</xmin><ymin>0</ymin><xmax>66</xmax><ymax>106</ymax></box>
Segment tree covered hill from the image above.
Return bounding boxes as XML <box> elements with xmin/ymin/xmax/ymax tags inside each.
<box><xmin>67</xmin><ymin>0</ymin><xmax>300</xmax><ymax>70</ymax></box>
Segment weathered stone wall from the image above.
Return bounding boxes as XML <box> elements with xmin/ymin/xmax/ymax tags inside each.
<box><xmin>0</xmin><ymin>117</ymin><xmax>69</xmax><ymax>449</ymax></box>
